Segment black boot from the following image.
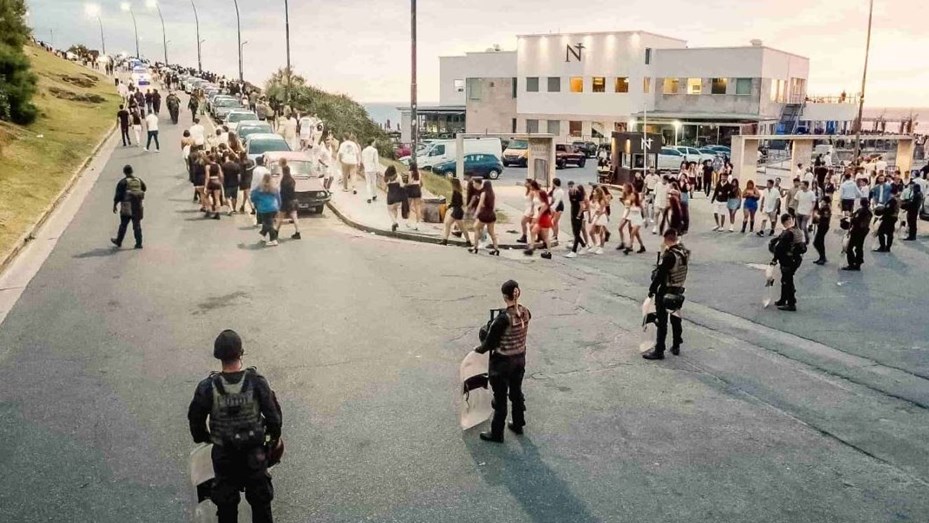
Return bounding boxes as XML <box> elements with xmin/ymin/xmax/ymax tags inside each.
<box><xmin>507</xmin><ymin>422</ymin><xmax>524</xmax><ymax>435</ymax></box>
<box><xmin>642</xmin><ymin>347</ymin><xmax>665</xmax><ymax>360</ymax></box>
<box><xmin>479</xmin><ymin>432</ymin><xmax>504</xmax><ymax>443</ymax></box>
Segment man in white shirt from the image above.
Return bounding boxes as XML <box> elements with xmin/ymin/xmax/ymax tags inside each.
<box><xmin>794</xmin><ymin>181</ymin><xmax>816</xmax><ymax>243</ymax></box>
<box><xmin>796</xmin><ymin>163</ymin><xmax>806</xmax><ymax>180</ymax></box>
<box><xmin>337</xmin><ymin>133</ymin><xmax>358</xmax><ymax>194</ymax></box>
<box><xmin>144</xmin><ymin>111</ymin><xmax>160</xmax><ymax>152</ymax></box>
<box><xmin>361</xmin><ymin>139</ymin><xmax>380</xmax><ymax>204</ymax></box>
<box><xmin>189</xmin><ymin>118</ymin><xmax>206</xmax><ymax>151</ymax></box>
<box><xmin>281</xmin><ymin>115</ymin><xmax>298</xmax><ymax>151</ymax></box>
<box><xmin>757</xmin><ymin>179</ymin><xmax>781</xmax><ymax>236</ymax></box>
<box><xmin>824</xmin><ymin>151</ymin><xmax>833</xmax><ymax>168</ymax></box>
<box><xmin>117</xmin><ymin>81</ymin><xmax>130</xmax><ymax>102</ymax></box>
<box><xmin>838</xmin><ymin>173</ymin><xmax>859</xmax><ymax>217</ymax></box>
<box><xmin>652</xmin><ymin>176</ymin><xmax>669</xmax><ymax>234</ymax></box>
<box><xmin>643</xmin><ymin>170</ymin><xmax>660</xmax><ymax>224</ymax></box>
<box><xmin>801</xmin><ymin>168</ymin><xmax>814</xmax><ymax>187</ymax></box>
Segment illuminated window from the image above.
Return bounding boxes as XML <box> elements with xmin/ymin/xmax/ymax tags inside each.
<box><xmin>643</xmin><ymin>77</ymin><xmax>651</xmax><ymax>93</ymax></box>
<box><xmin>592</xmin><ymin>77</ymin><xmax>606</xmax><ymax>93</ymax></box>
<box><xmin>614</xmin><ymin>77</ymin><xmax>629</xmax><ymax>93</ymax></box>
<box><xmin>736</xmin><ymin>78</ymin><xmax>752</xmax><ymax>95</ymax></box>
<box><xmin>662</xmin><ymin>78</ymin><xmax>680</xmax><ymax>94</ymax></box>
<box><xmin>569</xmin><ymin>121</ymin><xmax>582</xmax><ymax>136</ymax></box>
<box><xmin>687</xmin><ymin>78</ymin><xmax>702</xmax><ymax>94</ymax></box>
<box><xmin>547</xmin><ymin>77</ymin><xmax>561</xmax><ymax>92</ymax></box>
<box><xmin>570</xmin><ymin>77</ymin><xmax>584</xmax><ymax>93</ymax></box>
<box><xmin>526</xmin><ymin>77</ymin><xmax>539</xmax><ymax>92</ymax></box>
<box><xmin>711</xmin><ymin>78</ymin><xmax>728</xmax><ymax>95</ymax></box>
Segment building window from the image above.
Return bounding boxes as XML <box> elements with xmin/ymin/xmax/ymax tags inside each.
<box><xmin>687</xmin><ymin>78</ymin><xmax>702</xmax><ymax>95</ymax></box>
<box><xmin>547</xmin><ymin>77</ymin><xmax>561</xmax><ymax>92</ymax></box>
<box><xmin>547</xmin><ymin>120</ymin><xmax>561</xmax><ymax>135</ymax></box>
<box><xmin>662</xmin><ymin>78</ymin><xmax>679</xmax><ymax>95</ymax></box>
<box><xmin>643</xmin><ymin>77</ymin><xmax>651</xmax><ymax>93</ymax></box>
<box><xmin>614</xmin><ymin>77</ymin><xmax>629</xmax><ymax>93</ymax></box>
<box><xmin>512</xmin><ymin>77</ymin><xmax>517</xmax><ymax>98</ymax></box>
<box><xmin>526</xmin><ymin>119</ymin><xmax>539</xmax><ymax>133</ymax></box>
<box><xmin>736</xmin><ymin>78</ymin><xmax>752</xmax><ymax>95</ymax></box>
<box><xmin>570</xmin><ymin>77</ymin><xmax>584</xmax><ymax>93</ymax></box>
<box><xmin>569</xmin><ymin>121</ymin><xmax>582</xmax><ymax>137</ymax></box>
<box><xmin>771</xmin><ymin>79</ymin><xmax>787</xmax><ymax>102</ymax></box>
<box><xmin>512</xmin><ymin>118</ymin><xmax>517</xmax><ymax>133</ymax></box>
<box><xmin>711</xmin><ymin>78</ymin><xmax>728</xmax><ymax>95</ymax></box>
<box><xmin>592</xmin><ymin>77</ymin><xmax>606</xmax><ymax>93</ymax></box>
<box><xmin>645</xmin><ymin>48</ymin><xmax>652</xmax><ymax>65</ymax></box>
<box><xmin>526</xmin><ymin>77</ymin><xmax>539</xmax><ymax>92</ymax></box>
<box><xmin>454</xmin><ymin>79</ymin><xmax>464</xmax><ymax>93</ymax></box>
<box><xmin>467</xmin><ymin>78</ymin><xmax>482</xmax><ymax>100</ymax></box>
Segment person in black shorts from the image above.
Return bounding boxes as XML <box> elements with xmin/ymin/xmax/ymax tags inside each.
<box><xmin>277</xmin><ymin>163</ymin><xmax>301</xmax><ymax>240</ymax></box>
<box><xmin>205</xmin><ymin>158</ymin><xmax>224</xmax><ymax>220</ymax></box>
<box><xmin>221</xmin><ymin>153</ymin><xmax>241</xmax><ymax>215</ymax></box>
<box><xmin>191</xmin><ymin>152</ymin><xmax>208</xmax><ymax>212</ymax></box>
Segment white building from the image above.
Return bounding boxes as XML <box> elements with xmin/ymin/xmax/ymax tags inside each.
<box><xmin>400</xmin><ymin>30</ymin><xmax>858</xmax><ymax>148</ymax></box>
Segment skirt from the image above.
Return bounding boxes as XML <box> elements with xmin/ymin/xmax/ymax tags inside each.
<box><xmin>281</xmin><ymin>199</ymin><xmax>297</xmax><ymax>213</ymax></box>
<box><xmin>387</xmin><ymin>184</ymin><xmax>406</xmax><ymax>205</ymax></box>
<box><xmin>538</xmin><ymin>213</ymin><xmax>553</xmax><ymax>229</ymax></box>
<box><xmin>477</xmin><ymin>209</ymin><xmax>496</xmax><ymax>224</ymax></box>
<box><xmin>726</xmin><ymin>197</ymin><xmax>741</xmax><ymax>211</ymax></box>
<box><xmin>207</xmin><ymin>179</ymin><xmax>222</xmax><ymax>191</ymax></box>
<box><xmin>743</xmin><ymin>198</ymin><xmax>759</xmax><ymax>212</ymax></box>
<box><xmin>628</xmin><ymin>208</ymin><xmax>645</xmax><ymax>228</ymax></box>
<box><xmin>406</xmin><ymin>184</ymin><xmax>422</xmax><ymax>199</ymax></box>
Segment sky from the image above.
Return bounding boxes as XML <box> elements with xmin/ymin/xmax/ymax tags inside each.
<box><xmin>26</xmin><ymin>0</ymin><xmax>928</xmax><ymax>108</ymax></box>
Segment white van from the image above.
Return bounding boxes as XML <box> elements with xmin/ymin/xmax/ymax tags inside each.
<box><xmin>417</xmin><ymin>138</ymin><xmax>503</xmax><ymax>169</ymax></box>
<box><xmin>130</xmin><ymin>66</ymin><xmax>152</xmax><ymax>88</ymax></box>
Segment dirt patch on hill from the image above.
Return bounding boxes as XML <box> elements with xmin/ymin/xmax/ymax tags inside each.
<box><xmin>47</xmin><ymin>86</ymin><xmax>106</xmax><ymax>104</ymax></box>
<box><xmin>57</xmin><ymin>74</ymin><xmax>98</xmax><ymax>89</ymax></box>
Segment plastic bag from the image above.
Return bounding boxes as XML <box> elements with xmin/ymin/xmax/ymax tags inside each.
<box><xmin>641</xmin><ymin>296</ymin><xmax>657</xmax><ymax>330</ymax></box>
<box><xmin>841</xmin><ymin>232</ymin><xmax>850</xmax><ymax>253</ymax></box>
<box><xmin>763</xmin><ymin>264</ymin><xmax>780</xmax><ymax>309</ymax></box>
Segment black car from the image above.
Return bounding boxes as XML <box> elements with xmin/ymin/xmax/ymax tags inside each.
<box><xmin>572</xmin><ymin>141</ymin><xmax>598</xmax><ymax>158</ymax></box>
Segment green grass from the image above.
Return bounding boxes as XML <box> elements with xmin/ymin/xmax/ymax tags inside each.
<box><xmin>0</xmin><ymin>45</ymin><xmax>121</xmax><ymax>257</ymax></box>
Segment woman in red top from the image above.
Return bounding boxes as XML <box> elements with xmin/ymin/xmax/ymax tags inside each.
<box><xmin>525</xmin><ymin>186</ymin><xmax>554</xmax><ymax>259</ymax></box>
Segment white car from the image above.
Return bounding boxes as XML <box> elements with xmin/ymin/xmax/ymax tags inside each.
<box><xmin>223</xmin><ymin>110</ymin><xmax>259</xmax><ymax>132</ymax></box>
<box><xmin>671</xmin><ymin>146</ymin><xmax>715</xmax><ymax>164</ymax></box>
<box><xmin>658</xmin><ymin>147</ymin><xmax>686</xmax><ymax>172</ymax></box>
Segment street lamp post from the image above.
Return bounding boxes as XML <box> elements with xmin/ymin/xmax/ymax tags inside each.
<box><xmin>190</xmin><ymin>0</ymin><xmax>202</xmax><ymax>73</ymax></box>
<box><xmin>284</xmin><ymin>0</ymin><xmax>291</xmax><ymax>103</ymax></box>
<box><xmin>853</xmin><ymin>0</ymin><xmax>875</xmax><ymax>164</ymax></box>
<box><xmin>241</xmin><ymin>41</ymin><xmax>249</xmax><ymax>74</ymax></box>
<box><xmin>146</xmin><ymin>0</ymin><xmax>168</xmax><ymax>66</ymax></box>
<box><xmin>410</xmin><ymin>0</ymin><xmax>419</xmax><ymax>178</ymax></box>
<box><xmin>85</xmin><ymin>4</ymin><xmax>106</xmax><ymax>56</ymax></box>
<box><xmin>233</xmin><ymin>0</ymin><xmax>243</xmax><ymax>82</ymax></box>
<box><xmin>120</xmin><ymin>3</ymin><xmax>140</xmax><ymax>59</ymax></box>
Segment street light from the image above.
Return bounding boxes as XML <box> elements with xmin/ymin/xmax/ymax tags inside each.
<box><xmin>84</xmin><ymin>3</ymin><xmax>106</xmax><ymax>56</ymax></box>
<box><xmin>120</xmin><ymin>2</ymin><xmax>139</xmax><ymax>59</ymax></box>
<box><xmin>241</xmin><ymin>41</ymin><xmax>249</xmax><ymax>76</ymax></box>
<box><xmin>146</xmin><ymin>0</ymin><xmax>168</xmax><ymax>66</ymax></box>
<box><xmin>190</xmin><ymin>0</ymin><xmax>202</xmax><ymax>73</ymax></box>
<box><xmin>410</xmin><ymin>0</ymin><xmax>419</xmax><ymax>178</ymax></box>
<box><xmin>854</xmin><ymin>0</ymin><xmax>875</xmax><ymax>164</ymax></box>
<box><xmin>284</xmin><ymin>0</ymin><xmax>291</xmax><ymax>102</ymax></box>
<box><xmin>233</xmin><ymin>0</ymin><xmax>243</xmax><ymax>82</ymax></box>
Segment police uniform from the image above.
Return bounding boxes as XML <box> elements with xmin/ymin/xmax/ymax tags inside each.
<box><xmin>772</xmin><ymin>226</ymin><xmax>805</xmax><ymax>307</ymax></box>
<box><xmin>647</xmin><ymin>243</ymin><xmax>689</xmax><ymax>357</ymax></box>
<box><xmin>475</xmin><ymin>304</ymin><xmax>531</xmax><ymax>440</ymax></box>
<box><xmin>112</xmin><ymin>173</ymin><xmax>146</xmax><ymax>248</ymax></box>
<box><xmin>188</xmin><ymin>368</ymin><xmax>282</xmax><ymax>523</ymax></box>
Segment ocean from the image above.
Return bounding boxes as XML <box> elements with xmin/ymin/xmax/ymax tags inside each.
<box><xmin>363</xmin><ymin>102</ymin><xmax>405</xmax><ymax>132</ymax></box>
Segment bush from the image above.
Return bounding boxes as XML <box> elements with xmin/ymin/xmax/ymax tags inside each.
<box><xmin>0</xmin><ymin>0</ymin><xmax>38</xmax><ymax>124</ymax></box>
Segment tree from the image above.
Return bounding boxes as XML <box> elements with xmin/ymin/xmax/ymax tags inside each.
<box><xmin>0</xmin><ymin>0</ymin><xmax>38</xmax><ymax>124</ymax></box>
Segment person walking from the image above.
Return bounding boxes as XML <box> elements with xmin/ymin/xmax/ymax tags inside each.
<box><xmin>902</xmin><ymin>178</ymin><xmax>924</xmax><ymax>241</ymax></box>
<box><xmin>588</xmin><ymin>187</ymin><xmax>609</xmax><ymax>254</ymax></box>
<box><xmin>642</xmin><ymin>228</ymin><xmax>689</xmax><ymax>360</ymax></box>
<box><xmin>740</xmin><ymin>180</ymin><xmax>760</xmax><ymax>233</ymax></box>
<box><xmin>251</xmin><ymin>173</ymin><xmax>282</xmax><ymax>246</ymax></box>
<box><xmin>238</xmin><ymin>151</ymin><xmax>255</xmax><ymax>215</ymax></box>
<box><xmin>839</xmin><ymin>173</ymin><xmax>858</xmax><ymax>218</ymax></box>
<box><xmin>794</xmin><ymin>181</ymin><xmax>816</xmax><ymax>244</ymax></box>
<box><xmin>471</xmin><ymin>179</ymin><xmax>500</xmax><ymax>256</ymax></box>
<box><xmin>110</xmin><ymin>165</ymin><xmax>146</xmax><ymax>249</ymax></box>
<box><xmin>144</xmin><ymin>111</ymin><xmax>160</xmax><ymax>152</ymax></box>
<box><xmin>524</xmin><ymin>187</ymin><xmax>554</xmax><ymax>259</ymax></box>
<box><xmin>564</xmin><ymin>181</ymin><xmax>588</xmax><ymax>258</ymax></box>
<box><xmin>221</xmin><ymin>153</ymin><xmax>241</xmax><ymax>216</ymax></box>
<box><xmin>843</xmin><ymin>198</ymin><xmax>872</xmax><ymax>271</ymax></box>
<box><xmin>361</xmin><ymin>139</ymin><xmax>380</xmax><ymax>204</ymax></box>
<box><xmin>756</xmin><ymin>179</ymin><xmax>780</xmax><ymax>237</ymax></box>
<box><xmin>812</xmin><ymin>195</ymin><xmax>832</xmax><ymax>265</ymax></box>
<box><xmin>187</xmin><ymin>330</ymin><xmax>283</xmax><ymax>523</ymax></box>
<box><xmin>151</xmin><ymin>89</ymin><xmax>162</xmax><ymax>115</ymax></box>
<box><xmin>549</xmin><ymin>178</ymin><xmax>565</xmax><ymax>243</ymax></box>
<box><xmin>440</xmin><ymin>177</ymin><xmax>471</xmax><ymax>247</ymax></box>
<box><xmin>281</xmin><ymin>114</ymin><xmax>298</xmax><ymax>151</ymax></box>
<box><xmin>337</xmin><ymin>133</ymin><xmax>359</xmax><ymax>194</ymax></box>
<box><xmin>385</xmin><ymin>165</ymin><xmax>406</xmax><ymax>232</ymax></box>
<box><xmin>473</xmin><ymin>280</ymin><xmax>530</xmax><ymax>442</ymax></box>
<box><xmin>653</xmin><ymin>176</ymin><xmax>669</xmax><ymax>234</ymax></box>
<box><xmin>517</xmin><ymin>179</ymin><xmax>536</xmax><ymax>244</ymax></box>
<box><xmin>117</xmin><ymin>104</ymin><xmax>132</xmax><ymax>146</ymax></box>
<box><xmin>130</xmin><ymin>107</ymin><xmax>143</xmax><ymax>148</ymax></box>
<box><xmin>188</xmin><ymin>93</ymin><xmax>199</xmax><ymax>118</ymax></box>
<box><xmin>621</xmin><ymin>190</ymin><xmax>646</xmax><ymax>254</ymax></box>
<box><xmin>277</xmin><ymin>164</ymin><xmax>301</xmax><ymax>240</ymax></box>
<box><xmin>770</xmin><ymin>213</ymin><xmax>805</xmax><ymax>311</ymax></box>
<box><xmin>166</xmin><ymin>92</ymin><xmax>180</xmax><ymax>124</ymax></box>
<box><xmin>406</xmin><ymin>170</ymin><xmax>423</xmax><ymax>230</ymax></box>
<box><xmin>875</xmin><ymin>187</ymin><xmax>900</xmax><ymax>253</ymax></box>
<box><xmin>711</xmin><ymin>172</ymin><xmax>732</xmax><ymax>231</ymax></box>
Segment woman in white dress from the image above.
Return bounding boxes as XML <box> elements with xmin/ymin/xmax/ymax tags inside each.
<box><xmin>588</xmin><ymin>187</ymin><xmax>609</xmax><ymax>254</ymax></box>
<box><xmin>621</xmin><ymin>190</ymin><xmax>646</xmax><ymax>254</ymax></box>
<box><xmin>518</xmin><ymin>179</ymin><xmax>536</xmax><ymax>244</ymax></box>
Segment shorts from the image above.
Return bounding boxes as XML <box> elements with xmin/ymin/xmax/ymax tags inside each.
<box><xmin>743</xmin><ymin>199</ymin><xmax>758</xmax><ymax>212</ymax></box>
<box><xmin>714</xmin><ymin>201</ymin><xmax>728</xmax><ymax>214</ymax></box>
<box><xmin>224</xmin><ymin>186</ymin><xmax>239</xmax><ymax>199</ymax></box>
<box><xmin>207</xmin><ymin>179</ymin><xmax>222</xmax><ymax>191</ymax></box>
<box><xmin>727</xmin><ymin>197</ymin><xmax>741</xmax><ymax>211</ymax></box>
<box><xmin>281</xmin><ymin>199</ymin><xmax>297</xmax><ymax>214</ymax></box>
<box><xmin>841</xmin><ymin>199</ymin><xmax>855</xmax><ymax>212</ymax></box>
<box><xmin>538</xmin><ymin>213</ymin><xmax>553</xmax><ymax>229</ymax></box>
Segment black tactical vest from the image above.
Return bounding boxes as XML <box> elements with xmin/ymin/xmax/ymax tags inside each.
<box><xmin>666</xmin><ymin>245</ymin><xmax>689</xmax><ymax>288</ymax></box>
<box><xmin>209</xmin><ymin>369</ymin><xmax>265</xmax><ymax>448</ymax></box>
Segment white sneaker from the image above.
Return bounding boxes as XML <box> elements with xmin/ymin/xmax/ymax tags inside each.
<box><xmin>728</xmin><ymin>226</ymin><xmax>734</xmax><ymax>232</ymax></box>
<box><xmin>565</xmin><ymin>251</ymin><xmax>577</xmax><ymax>258</ymax></box>
<box><xmin>712</xmin><ymin>225</ymin><xmax>720</xmax><ymax>231</ymax></box>
<box><xmin>268</xmin><ymin>240</ymin><xmax>279</xmax><ymax>247</ymax></box>
<box><xmin>651</xmin><ymin>227</ymin><xmax>658</xmax><ymax>234</ymax></box>
<box><xmin>594</xmin><ymin>247</ymin><xmax>604</xmax><ymax>255</ymax></box>
<box><xmin>143</xmin><ymin>147</ymin><xmax>148</xmax><ymax>151</ymax></box>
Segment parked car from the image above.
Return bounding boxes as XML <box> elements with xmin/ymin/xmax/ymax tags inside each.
<box><xmin>394</xmin><ymin>143</ymin><xmax>411</xmax><ymax>158</ymax></box>
<box><xmin>555</xmin><ymin>144</ymin><xmax>586</xmax><ymax>169</ymax></box>
<box><xmin>658</xmin><ymin>147</ymin><xmax>686</xmax><ymax>172</ymax></box>
<box><xmin>432</xmin><ymin>154</ymin><xmax>504</xmax><ymax>179</ymax></box>
<box><xmin>502</xmin><ymin>139</ymin><xmax>529</xmax><ymax>167</ymax></box>
<box><xmin>572</xmin><ymin>141</ymin><xmax>598</xmax><ymax>158</ymax></box>
<box><xmin>235</xmin><ymin>121</ymin><xmax>274</xmax><ymax>142</ymax></box>
<box><xmin>671</xmin><ymin>146</ymin><xmax>714</xmax><ymax>164</ymax></box>
<box><xmin>224</xmin><ymin>110</ymin><xmax>260</xmax><ymax>132</ymax></box>
<box><xmin>212</xmin><ymin>96</ymin><xmax>243</xmax><ymax>121</ymax></box>
<box><xmin>245</xmin><ymin>133</ymin><xmax>291</xmax><ymax>162</ymax></box>
<box><xmin>264</xmin><ymin>151</ymin><xmax>331</xmax><ymax>214</ymax></box>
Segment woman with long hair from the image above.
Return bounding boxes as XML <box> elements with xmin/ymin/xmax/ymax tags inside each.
<box><xmin>251</xmin><ymin>173</ymin><xmax>281</xmax><ymax>246</ymax></box>
<box><xmin>616</xmin><ymin>183</ymin><xmax>634</xmax><ymax>250</ymax></box>
<box><xmin>517</xmin><ymin>179</ymin><xmax>536</xmax><ymax>244</ymax></box>
<box><xmin>621</xmin><ymin>190</ymin><xmax>646</xmax><ymax>254</ymax></box>
<box><xmin>206</xmin><ymin>159</ymin><xmax>225</xmax><ymax>220</ymax></box>
<box><xmin>727</xmin><ymin>177</ymin><xmax>742</xmax><ymax>232</ymax></box>
<box><xmin>588</xmin><ymin>187</ymin><xmax>608</xmax><ymax>254</ymax></box>
<box><xmin>278</xmin><ymin>164</ymin><xmax>301</xmax><ymax>240</ymax></box>
<box><xmin>741</xmin><ymin>179</ymin><xmax>760</xmax><ymax>233</ymax></box>
<box><xmin>441</xmin><ymin>177</ymin><xmax>471</xmax><ymax>246</ymax></box>
<box><xmin>525</xmin><ymin>188</ymin><xmax>554</xmax><ymax>259</ymax></box>
<box><xmin>471</xmin><ymin>180</ymin><xmax>500</xmax><ymax>255</ymax></box>
<box><xmin>191</xmin><ymin>152</ymin><xmax>208</xmax><ymax>213</ymax></box>
<box><xmin>565</xmin><ymin>181</ymin><xmax>588</xmax><ymax>258</ymax></box>
<box><xmin>385</xmin><ymin>165</ymin><xmax>406</xmax><ymax>232</ymax></box>
<box><xmin>549</xmin><ymin>178</ymin><xmax>565</xmax><ymax>242</ymax></box>
<box><xmin>406</xmin><ymin>169</ymin><xmax>423</xmax><ymax>230</ymax></box>
<box><xmin>237</xmin><ymin>151</ymin><xmax>255</xmax><ymax>215</ymax></box>
<box><xmin>228</xmin><ymin>133</ymin><xmax>243</xmax><ymax>155</ymax></box>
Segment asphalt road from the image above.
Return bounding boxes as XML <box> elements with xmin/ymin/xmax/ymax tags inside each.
<box><xmin>1</xmin><ymin>104</ymin><xmax>929</xmax><ymax>522</ymax></box>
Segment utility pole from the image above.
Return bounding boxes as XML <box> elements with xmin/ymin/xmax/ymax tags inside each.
<box><xmin>854</xmin><ymin>0</ymin><xmax>874</xmax><ymax>164</ymax></box>
<box><xmin>190</xmin><ymin>0</ymin><xmax>202</xmax><ymax>72</ymax></box>
<box><xmin>148</xmin><ymin>0</ymin><xmax>168</xmax><ymax>66</ymax></box>
<box><xmin>233</xmin><ymin>0</ymin><xmax>243</xmax><ymax>82</ymax></box>
<box><xmin>121</xmin><ymin>3</ymin><xmax>139</xmax><ymax>59</ymax></box>
<box><xmin>410</xmin><ymin>0</ymin><xmax>419</xmax><ymax>178</ymax></box>
<box><xmin>284</xmin><ymin>0</ymin><xmax>292</xmax><ymax>103</ymax></box>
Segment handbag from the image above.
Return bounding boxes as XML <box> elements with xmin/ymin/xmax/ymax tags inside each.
<box><xmin>662</xmin><ymin>293</ymin><xmax>685</xmax><ymax>311</ymax></box>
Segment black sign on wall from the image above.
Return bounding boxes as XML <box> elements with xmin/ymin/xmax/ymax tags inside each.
<box><xmin>565</xmin><ymin>43</ymin><xmax>585</xmax><ymax>62</ymax></box>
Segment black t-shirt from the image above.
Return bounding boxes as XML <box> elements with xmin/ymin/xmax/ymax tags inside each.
<box><xmin>222</xmin><ymin>161</ymin><xmax>240</xmax><ymax>187</ymax></box>
<box><xmin>921</xmin><ymin>164</ymin><xmax>929</xmax><ymax>177</ymax></box>
<box><xmin>280</xmin><ymin>176</ymin><xmax>296</xmax><ymax>201</ymax></box>
<box><xmin>131</xmin><ymin>112</ymin><xmax>142</xmax><ymax>126</ymax></box>
<box><xmin>117</xmin><ymin>109</ymin><xmax>130</xmax><ymax>128</ymax></box>
<box><xmin>569</xmin><ymin>187</ymin><xmax>585</xmax><ymax>213</ymax></box>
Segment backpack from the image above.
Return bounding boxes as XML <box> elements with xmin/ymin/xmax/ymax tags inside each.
<box><xmin>209</xmin><ymin>369</ymin><xmax>265</xmax><ymax>449</ymax></box>
<box><xmin>125</xmin><ymin>177</ymin><xmax>145</xmax><ymax>201</ymax></box>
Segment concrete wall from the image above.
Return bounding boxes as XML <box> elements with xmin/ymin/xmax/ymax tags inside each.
<box><xmin>801</xmin><ymin>102</ymin><xmax>859</xmax><ymax>122</ymax></box>
<box><xmin>652</xmin><ymin>47</ymin><xmax>766</xmax><ymax>78</ymax></box>
<box><xmin>439</xmin><ymin>51</ymin><xmax>517</xmax><ymax>106</ymax></box>
<box><xmin>466</xmin><ymin>78</ymin><xmax>517</xmax><ymax>135</ymax></box>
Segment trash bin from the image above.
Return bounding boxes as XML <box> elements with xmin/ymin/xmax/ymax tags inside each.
<box><xmin>423</xmin><ymin>197</ymin><xmax>447</xmax><ymax>224</ymax></box>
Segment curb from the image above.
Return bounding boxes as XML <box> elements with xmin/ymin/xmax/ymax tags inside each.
<box><xmin>0</xmin><ymin>123</ymin><xmax>117</xmax><ymax>276</ymax></box>
<box><xmin>325</xmin><ymin>201</ymin><xmax>526</xmax><ymax>250</ymax></box>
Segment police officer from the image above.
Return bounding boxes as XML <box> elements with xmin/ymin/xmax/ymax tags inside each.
<box><xmin>643</xmin><ymin>228</ymin><xmax>689</xmax><ymax>360</ymax></box>
<box><xmin>110</xmin><ymin>165</ymin><xmax>146</xmax><ymax>249</ymax></box>
<box><xmin>188</xmin><ymin>330</ymin><xmax>283</xmax><ymax>523</ymax></box>
<box><xmin>474</xmin><ymin>280</ymin><xmax>531</xmax><ymax>443</ymax></box>
<box><xmin>771</xmin><ymin>213</ymin><xmax>806</xmax><ymax>311</ymax></box>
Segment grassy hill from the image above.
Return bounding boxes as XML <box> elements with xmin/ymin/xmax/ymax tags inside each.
<box><xmin>0</xmin><ymin>45</ymin><xmax>121</xmax><ymax>260</ymax></box>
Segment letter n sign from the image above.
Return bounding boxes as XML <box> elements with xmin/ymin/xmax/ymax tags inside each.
<box><xmin>565</xmin><ymin>43</ymin><xmax>585</xmax><ymax>63</ymax></box>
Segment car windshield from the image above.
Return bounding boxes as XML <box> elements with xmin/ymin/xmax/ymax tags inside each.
<box><xmin>228</xmin><ymin>112</ymin><xmax>258</xmax><ymax>123</ymax></box>
<box><xmin>216</xmin><ymin>98</ymin><xmax>239</xmax><ymax>107</ymax></box>
<box><xmin>271</xmin><ymin>160</ymin><xmax>313</xmax><ymax>178</ymax></box>
<box><xmin>508</xmin><ymin>140</ymin><xmax>528</xmax><ymax>150</ymax></box>
<box><xmin>249</xmin><ymin>139</ymin><xmax>290</xmax><ymax>155</ymax></box>
<box><xmin>238</xmin><ymin>126</ymin><xmax>272</xmax><ymax>139</ymax></box>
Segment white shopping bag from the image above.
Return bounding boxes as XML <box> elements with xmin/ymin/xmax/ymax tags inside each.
<box><xmin>641</xmin><ymin>296</ymin><xmax>656</xmax><ymax>330</ymax></box>
<box><xmin>763</xmin><ymin>264</ymin><xmax>780</xmax><ymax>308</ymax></box>
<box><xmin>459</xmin><ymin>351</ymin><xmax>492</xmax><ymax>430</ymax></box>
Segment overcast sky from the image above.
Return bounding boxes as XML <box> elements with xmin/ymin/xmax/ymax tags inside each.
<box><xmin>27</xmin><ymin>0</ymin><xmax>927</xmax><ymax>107</ymax></box>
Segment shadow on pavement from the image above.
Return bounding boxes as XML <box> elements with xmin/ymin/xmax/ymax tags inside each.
<box><xmin>464</xmin><ymin>432</ymin><xmax>598</xmax><ymax>523</ymax></box>
<box><xmin>175</xmin><ymin>209</ymin><xmax>204</xmax><ymax>214</ymax></box>
<box><xmin>72</xmin><ymin>247</ymin><xmax>126</xmax><ymax>259</ymax></box>
<box><xmin>236</xmin><ymin>242</ymin><xmax>269</xmax><ymax>251</ymax></box>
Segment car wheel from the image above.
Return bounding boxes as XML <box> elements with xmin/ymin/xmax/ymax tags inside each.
<box><xmin>488</xmin><ymin>169</ymin><xmax>500</xmax><ymax>180</ymax></box>
<box><xmin>502</xmin><ymin>161</ymin><xmax>510</xmax><ymax>167</ymax></box>
<box><xmin>556</xmin><ymin>161</ymin><xmax>565</xmax><ymax>170</ymax></box>
<box><xmin>578</xmin><ymin>158</ymin><xmax>586</xmax><ymax>168</ymax></box>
